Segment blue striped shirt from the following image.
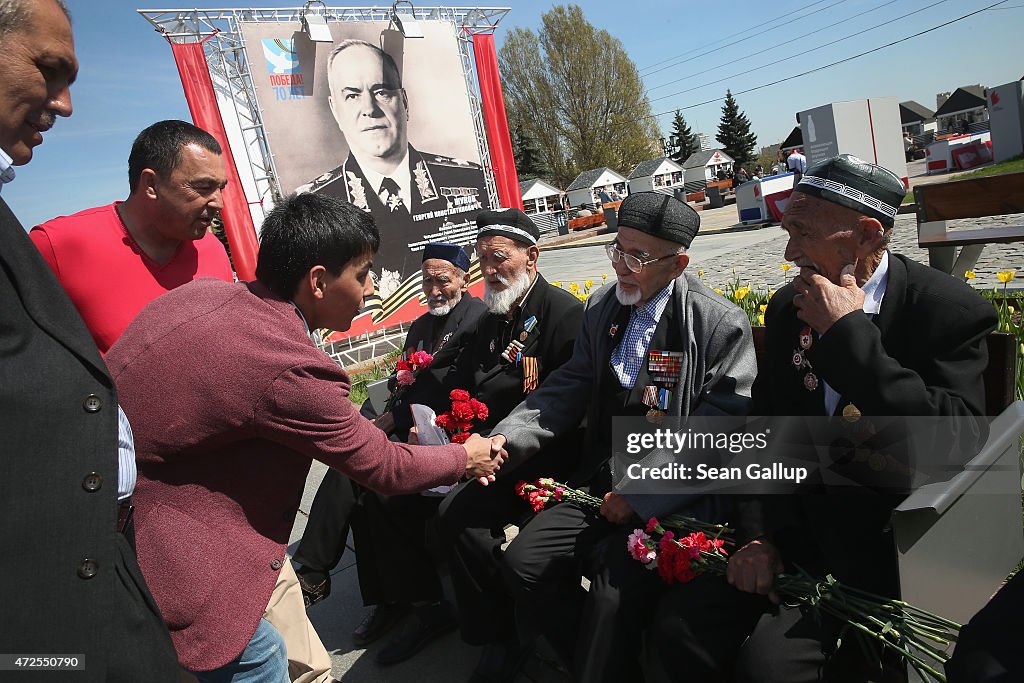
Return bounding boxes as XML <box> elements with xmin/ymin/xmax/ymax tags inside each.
<box><xmin>610</xmin><ymin>281</ymin><xmax>674</xmax><ymax>389</ymax></box>
<box><xmin>117</xmin><ymin>405</ymin><xmax>136</xmax><ymax>501</ymax></box>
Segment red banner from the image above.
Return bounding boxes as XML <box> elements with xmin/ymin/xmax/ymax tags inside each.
<box><xmin>472</xmin><ymin>34</ymin><xmax>522</xmax><ymax>210</ymax></box>
<box><xmin>169</xmin><ymin>41</ymin><xmax>260</xmax><ymax>281</ymax></box>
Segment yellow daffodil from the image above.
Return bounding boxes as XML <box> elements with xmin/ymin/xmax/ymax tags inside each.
<box><xmin>569</xmin><ymin>282</ymin><xmax>579</xmax><ymax>293</ymax></box>
<box><xmin>714</xmin><ymin>288</ymin><xmax>723</xmax><ymax>295</ymax></box>
<box><xmin>734</xmin><ymin>286</ymin><xmax>750</xmax><ymax>300</ymax></box>
<box><xmin>759</xmin><ymin>304</ymin><xmax>767</xmax><ymax>313</ymax></box>
<box><xmin>1010</xmin><ymin>305</ymin><xmax>1016</xmax><ymax>314</ymax></box>
<box><xmin>768</xmin><ymin>289</ymin><xmax>776</xmax><ymax>299</ymax></box>
<box><xmin>758</xmin><ymin>313</ymin><xmax>765</xmax><ymax>326</ymax></box>
<box><xmin>997</xmin><ymin>270</ymin><xmax>1015</xmax><ymax>284</ymax></box>
<box><xmin>964</xmin><ymin>270</ymin><xmax>976</xmax><ymax>280</ymax></box>
<box><xmin>781</xmin><ymin>264</ymin><xmax>792</xmax><ymax>272</ymax></box>
<box><xmin>585</xmin><ymin>279</ymin><xmax>594</xmax><ymax>289</ymax></box>
<box><xmin>602</xmin><ymin>273</ymin><xmax>608</xmax><ymax>280</ymax></box>
<box><xmin>552</xmin><ymin>281</ymin><xmax>562</xmax><ymax>287</ymax></box>
<box><xmin>697</xmin><ymin>269</ymin><xmax>705</xmax><ymax>278</ymax></box>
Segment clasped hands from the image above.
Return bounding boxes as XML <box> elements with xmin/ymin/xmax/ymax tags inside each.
<box><xmin>792</xmin><ymin>264</ymin><xmax>865</xmax><ymax>335</ymax></box>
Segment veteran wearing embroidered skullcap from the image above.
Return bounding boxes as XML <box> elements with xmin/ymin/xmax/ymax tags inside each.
<box><xmin>685</xmin><ymin>154</ymin><xmax>997</xmax><ymax>683</ymax></box>
<box><xmin>297</xmin><ymin>39</ymin><xmax>489</xmax><ymax>297</ymax></box>
<box><xmin>433</xmin><ymin>207</ymin><xmax>591</xmax><ymax>679</ymax></box>
<box><xmin>461</xmin><ymin>193</ymin><xmax>757</xmax><ymax>681</ymax></box>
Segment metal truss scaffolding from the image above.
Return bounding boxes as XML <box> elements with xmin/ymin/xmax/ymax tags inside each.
<box><xmin>137</xmin><ymin>6</ymin><xmax>510</xmax><ymax>223</ymax></box>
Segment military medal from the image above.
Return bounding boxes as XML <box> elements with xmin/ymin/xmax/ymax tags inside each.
<box><xmin>501</xmin><ymin>340</ymin><xmax>525</xmax><ymax>364</ymax></box>
<box><xmin>520</xmin><ymin>331</ymin><xmax>529</xmax><ymax>342</ymax></box>
<box><xmin>842</xmin><ymin>403</ymin><xmax>862</xmax><ymax>422</ymax></box>
<box><xmin>644</xmin><ymin>350</ymin><xmax>682</xmax><ymax>420</ymax></box>
<box><xmin>609</xmin><ymin>323</ymin><xmax>619</xmax><ymax>337</ymax></box>
<box><xmin>803</xmin><ymin>373</ymin><xmax>819</xmax><ymax>391</ymax></box>
<box><xmin>523</xmin><ymin>316</ymin><xmax>538</xmax><ymax>333</ymax></box>
<box><xmin>792</xmin><ymin>351</ymin><xmax>803</xmax><ymax>367</ymax></box>
<box><xmin>489</xmin><ymin>339</ymin><xmax>496</xmax><ymax>353</ymax></box>
<box><xmin>799</xmin><ymin>326</ymin><xmax>813</xmax><ymax>350</ymax></box>
<box><xmin>522</xmin><ymin>356</ymin><xmax>539</xmax><ymax>393</ymax></box>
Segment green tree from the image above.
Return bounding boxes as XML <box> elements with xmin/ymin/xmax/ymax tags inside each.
<box><xmin>511</xmin><ymin>122</ymin><xmax>549</xmax><ymax>181</ymax></box>
<box><xmin>667</xmin><ymin>110</ymin><xmax>698</xmax><ymax>164</ymax></box>
<box><xmin>716</xmin><ymin>90</ymin><xmax>758</xmax><ymax>168</ymax></box>
<box><xmin>498</xmin><ymin>4</ymin><xmax>660</xmax><ymax>188</ymax></box>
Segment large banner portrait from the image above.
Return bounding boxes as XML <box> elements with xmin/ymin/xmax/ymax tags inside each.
<box><xmin>239</xmin><ymin>19</ymin><xmax>491</xmax><ymax>333</ymax></box>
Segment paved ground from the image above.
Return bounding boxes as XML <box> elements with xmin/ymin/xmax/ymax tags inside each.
<box><xmin>295</xmin><ymin>158</ymin><xmax>1023</xmax><ymax>680</ymax></box>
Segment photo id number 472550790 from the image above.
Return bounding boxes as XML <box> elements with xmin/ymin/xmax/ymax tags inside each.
<box><xmin>0</xmin><ymin>655</ymin><xmax>84</xmax><ymax>670</ymax></box>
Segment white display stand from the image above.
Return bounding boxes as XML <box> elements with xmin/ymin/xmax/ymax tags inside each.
<box><xmin>735</xmin><ymin>173</ymin><xmax>795</xmax><ymax>224</ymax></box>
<box><xmin>925</xmin><ymin>132</ymin><xmax>992</xmax><ymax>175</ymax></box>
<box><xmin>988</xmin><ymin>80</ymin><xmax>1024</xmax><ymax>163</ymax></box>
<box><xmin>798</xmin><ymin>97</ymin><xmax>908</xmax><ymax>185</ymax></box>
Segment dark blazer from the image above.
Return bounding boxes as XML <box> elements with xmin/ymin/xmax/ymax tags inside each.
<box><xmin>749</xmin><ymin>252</ymin><xmax>997</xmax><ymax>593</ymax></box>
<box><xmin>391</xmin><ymin>294</ymin><xmax>487</xmax><ymax>436</ymax></box>
<box><xmin>0</xmin><ymin>197</ymin><xmax>177</xmax><ymax>681</ymax></box>
<box><xmin>105</xmin><ymin>278</ymin><xmax>467</xmax><ymax>671</ymax></box>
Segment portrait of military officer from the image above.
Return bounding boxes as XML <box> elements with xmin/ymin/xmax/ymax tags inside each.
<box><xmin>297</xmin><ymin>39</ymin><xmax>489</xmax><ymax>295</ymax></box>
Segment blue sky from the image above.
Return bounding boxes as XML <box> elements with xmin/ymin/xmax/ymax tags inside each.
<box><xmin>6</xmin><ymin>0</ymin><xmax>1022</xmax><ymax>228</ymax></box>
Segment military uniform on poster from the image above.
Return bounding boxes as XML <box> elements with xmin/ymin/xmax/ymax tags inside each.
<box><xmin>298</xmin><ymin>144</ymin><xmax>489</xmax><ymax>284</ymax></box>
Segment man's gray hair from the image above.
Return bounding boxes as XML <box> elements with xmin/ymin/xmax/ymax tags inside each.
<box><xmin>0</xmin><ymin>0</ymin><xmax>70</xmax><ymax>37</ymax></box>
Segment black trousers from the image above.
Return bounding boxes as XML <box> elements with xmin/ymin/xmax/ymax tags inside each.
<box><xmin>646</xmin><ymin>575</ymin><xmax>769</xmax><ymax>683</ymax></box>
<box><xmin>503</xmin><ymin>502</ymin><xmax>665</xmax><ymax>683</ymax></box>
<box><xmin>291</xmin><ymin>467</ymin><xmax>360</xmax><ymax>578</ymax></box>
<box><xmin>352</xmin><ymin>491</ymin><xmax>445</xmax><ymax>606</ymax></box>
<box><xmin>435</xmin><ymin>448</ymin><xmax>570</xmax><ymax>645</ymax></box>
<box><xmin>732</xmin><ymin>603</ymin><xmax>905</xmax><ymax>683</ymax></box>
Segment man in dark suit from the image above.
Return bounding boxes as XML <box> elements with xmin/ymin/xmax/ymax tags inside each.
<box><xmin>105</xmin><ymin>193</ymin><xmax>505</xmax><ymax>681</ymax></box>
<box><xmin>436</xmin><ymin>208</ymin><xmax>586</xmax><ymax>681</ymax></box>
<box><xmin>648</xmin><ymin>155</ymin><xmax>996</xmax><ymax>683</ymax></box>
<box><xmin>0</xmin><ymin>1</ymin><xmax>181</xmax><ymax>680</ymax></box>
<box><xmin>298</xmin><ymin>39</ymin><xmax>488</xmax><ymax>293</ymax></box>
<box><xmin>292</xmin><ymin>243</ymin><xmax>487</xmax><ymax>660</ymax></box>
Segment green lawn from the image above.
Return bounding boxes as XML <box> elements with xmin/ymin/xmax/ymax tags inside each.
<box><xmin>957</xmin><ymin>153</ymin><xmax>1024</xmax><ymax>179</ymax></box>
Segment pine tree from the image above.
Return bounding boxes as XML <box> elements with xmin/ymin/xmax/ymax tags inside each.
<box><xmin>716</xmin><ymin>90</ymin><xmax>758</xmax><ymax>168</ymax></box>
<box><xmin>511</xmin><ymin>123</ymin><xmax>549</xmax><ymax>181</ymax></box>
<box><xmin>668</xmin><ymin>110</ymin><xmax>698</xmax><ymax>164</ymax></box>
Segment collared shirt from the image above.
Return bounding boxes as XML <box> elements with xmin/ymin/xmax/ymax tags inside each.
<box><xmin>290</xmin><ymin>301</ymin><xmax>312</xmax><ymax>337</ymax></box>
<box><xmin>824</xmin><ymin>251</ymin><xmax>889</xmax><ymax>415</ymax></box>
<box><xmin>359</xmin><ymin>149</ymin><xmax>412</xmax><ymax>210</ymax></box>
<box><xmin>787</xmin><ymin>152</ymin><xmax>807</xmax><ymax>174</ymax></box>
<box><xmin>610</xmin><ymin>280</ymin><xmax>675</xmax><ymax>389</ymax></box>
<box><xmin>0</xmin><ymin>147</ymin><xmax>15</xmax><ymax>192</ymax></box>
<box><xmin>117</xmin><ymin>405</ymin><xmax>137</xmax><ymax>501</ymax></box>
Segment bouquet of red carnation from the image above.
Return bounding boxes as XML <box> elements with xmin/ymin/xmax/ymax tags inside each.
<box><xmin>384</xmin><ymin>350</ymin><xmax>433</xmax><ymax>412</ymax></box>
<box><xmin>433</xmin><ymin>389</ymin><xmax>488</xmax><ymax>444</ymax></box>
<box><xmin>634</xmin><ymin>516</ymin><xmax>959</xmax><ymax>682</ymax></box>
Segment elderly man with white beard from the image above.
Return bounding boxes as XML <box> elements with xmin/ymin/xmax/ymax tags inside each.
<box><xmin>435</xmin><ymin>208</ymin><xmax>585</xmax><ymax>680</ymax></box>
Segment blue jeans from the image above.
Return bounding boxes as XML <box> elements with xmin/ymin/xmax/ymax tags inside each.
<box><xmin>192</xmin><ymin>618</ymin><xmax>289</xmax><ymax>683</ymax></box>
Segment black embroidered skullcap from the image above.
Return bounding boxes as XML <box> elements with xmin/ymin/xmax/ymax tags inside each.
<box><xmin>796</xmin><ymin>154</ymin><xmax>905</xmax><ymax>226</ymax></box>
<box><xmin>476</xmin><ymin>208</ymin><xmax>539</xmax><ymax>246</ymax></box>
<box><xmin>422</xmin><ymin>242</ymin><xmax>470</xmax><ymax>272</ymax></box>
<box><xmin>617</xmin><ymin>192</ymin><xmax>700</xmax><ymax>247</ymax></box>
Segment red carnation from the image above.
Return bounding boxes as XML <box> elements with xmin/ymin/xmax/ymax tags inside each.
<box><xmin>469</xmin><ymin>398</ymin><xmax>489</xmax><ymax>421</ymax></box>
<box><xmin>451</xmin><ymin>431</ymin><xmax>471</xmax><ymax>444</ymax></box>
<box><xmin>410</xmin><ymin>350</ymin><xmax>434</xmax><ymax>368</ymax></box>
<box><xmin>396</xmin><ymin>359</ymin><xmax>413</xmax><ymax>372</ymax></box>
<box><xmin>434</xmin><ymin>413</ymin><xmax>455</xmax><ymax>431</ymax></box>
<box><xmin>452</xmin><ymin>400</ymin><xmax>475</xmax><ymax>423</ymax></box>
<box><xmin>450</xmin><ymin>389</ymin><xmax>470</xmax><ymax>402</ymax></box>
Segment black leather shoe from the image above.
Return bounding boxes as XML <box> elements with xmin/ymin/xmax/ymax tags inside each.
<box><xmin>468</xmin><ymin>636</ymin><xmax>533</xmax><ymax>683</ymax></box>
<box><xmin>376</xmin><ymin>602</ymin><xmax>458</xmax><ymax>665</ymax></box>
<box><xmin>297</xmin><ymin>571</ymin><xmax>330</xmax><ymax>608</ymax></box>
<box><xmin>352</xmin><ymin>603</ymin><xmax>411</xmax><ymax>647</ymax></box>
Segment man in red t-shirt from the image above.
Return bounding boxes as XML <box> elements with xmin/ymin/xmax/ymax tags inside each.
<box><xmin>30</xmin><ymin>119</ymin><xmax>234</xmax><ymax>353</ymax></box>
